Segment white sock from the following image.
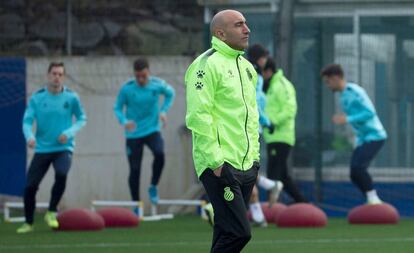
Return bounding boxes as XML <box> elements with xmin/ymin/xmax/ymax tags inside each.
<box><xmin>366</xmin><ymin>189</ymin><xmax>382</xmax><ymax>203</ymax></box>
<box><xmin>250</xmin><ymin>202</ymin><xmax>265</xmax><ymax>223</ymax></box>
<box><xmin>366</xmin><ymin>189</ymin><xmax>378</xmax><ymax>199</ymax></box>
<box><xmin>257</xmin><ymin>176</ymin><xmax>276</xmax><ymax>191</ymax></box>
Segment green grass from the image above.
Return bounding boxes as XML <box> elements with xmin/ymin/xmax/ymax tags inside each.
<box><xmin>1</xmin><ymin>215</ymin><xmax>414</xmax><ymax>253</ymax></box>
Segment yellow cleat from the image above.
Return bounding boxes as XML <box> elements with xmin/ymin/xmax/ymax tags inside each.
<box><xmin>203</xmin><ymin>203</ymin><xmax>214</xmax><ymax>227</ymax></box>
<box><xmin>44</xmin><ymin>211</ymin><xmax>59</xmax><ymax>228</ymax></box>
<box><xmin>17</xmin><ymin>223</ymin><xmax>34</xmax><ymax>234</ymax></box>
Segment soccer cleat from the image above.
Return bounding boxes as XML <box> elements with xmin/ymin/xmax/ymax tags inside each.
<box><xmin>16</xmin><ymin>223</ymin><xmax>34</xmax><ymax>234</ymax></box>
<box><xmin>133</xmin><ymin>206</ymin><xmax>140</xmax><ymax>217</ymax></box>
<box><xmin>148</xmin><ymin>185</ymin><xmax>159</xmax><ymax>204</ymax></box>
<box><xmin>366</xmin><ymin>190</ymin><xmax>383</xmax><ymax>205</ymax></box>
<box><xmin>269</xmin><ymin>181</ymin><xmax>284</xmax><ymax>206</ymax></box>
<box><xmin>203</xmin><ymin>203</ymin><xmax>214</xmax><ymax>227</ymax></box>
<box><xmin>251</xmin><ymin>219</ymin><xmax>268</xmax><ymax>228</ymax></box>
<box><xmin>367</xmin><ymin>197</ymin><xmax>383</xmax><ymax>205</ymax></box>
<box><xmin>44</xmin><ymin>211</ymin><xmax>59</xmax><ymax>228</ymax></box>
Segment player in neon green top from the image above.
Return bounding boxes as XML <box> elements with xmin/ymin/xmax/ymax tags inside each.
<box><xmin>185</xmin><ymin>9</ymin><xmax>259</xmax><ymax>253</ymax></box>
<box><xmin>262</xmin><ymin>57</ymin><xmax>307</xmax><ymax>203</ymax></box>
<box><xmin>185</xmin><ymin>38</ymin><xmax>260</xmax><ymax>178</ymax></box>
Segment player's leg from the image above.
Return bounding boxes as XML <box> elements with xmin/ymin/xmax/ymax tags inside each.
<box><xmin>45</xmin><ymin>151</ymin><xmax>72</xmax><ymax>228</ymax></box>
<box><xmin>145</xmin><ymin>132</ymin><xmax>165</xmax><ymax>204</ymax></box>
<box><xmin>350</xmin><ymin>140</ymin><xmax>385</xmax><ymax>204</ymax></box>
<box><xmin>257</xmin><ymin>175</ymin><xmax>284</xmax><ymax>205</ymax></box>
<box><xmin>249</xmin><ymin>185</ymin><xmax>267</xmax><ymax>227</ymax></box>
<box><xmin>200</xmin><ymin>168</ymin><xmax>229</xmax><ymax>252</ymax></box>
<box><xmin>277</xmin><ymin>143</ymin><xmax>307</xmax><ymax>202</ymax></box>
<box><xmin>266</xmin><ymin>143</ymin><xmax>278</xmax><ymax>180</ymax></box>
<box><xmin>268</xmin><ymin>142</ymin><xmax>306</xmax><ymax>202</ymax></box>
<box><xmin>257</xmin><ymin>137</ymin><xmax>284</xmax><ymax>204</ymax></box>
<box><xmin>237</xmin><ymin>164</ymin><xmax>259</xmax><ymax>247</ymax></box>
<box><xmin>203</xmin><ymin>201</ymin><xmax>215</xmax><ymax>226</ymax></box>
<box><xmin>17</xmin><ymin>154</ymin><xmax>52</xmax><ymax>233</ymax></box>
<box><xmin>126</xmin><ymin>138</ymin><xmax>144</xmax><ymax>201</ymax></box>
<box><xmin>200</xmin><ymin>164</ymin><xmax>255</xmax><ymax>253</ymax></box>
<box><xmin>49</xmin><ymin>151</ymin><xmax>72</xmax><ymax>211</ymax></box>
<box><xmin>24</xmin><ymin>154</ymin><xmax>53</xmax><ymax>223</ymax></box>
<box><xmin>206</xmin><ymin>179</ymin><xmax>269</xmax><ymax>228</ymax></box>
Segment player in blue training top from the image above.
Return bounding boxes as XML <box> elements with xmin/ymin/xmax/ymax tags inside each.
<box><xmin>321</xmin><ymin>63</ymin><xmax>387</xmax><ymax>205</ymax></box>
<box><xmin>246</xmin><ymin>44</ymin><xmax>283</xmax><ymax>227</ymax></box>
<box><xmin>114</xmin><ymin>58</ymin><xmax>175</xmax><ymax>210</ymax></box>
<box><xmin>17</xmin><ymin>62</ymin><xmax>87</xmax><ymax>234</ymax></box>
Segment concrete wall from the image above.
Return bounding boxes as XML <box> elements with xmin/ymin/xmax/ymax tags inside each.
<box><xmin>24</xmin><ymin>56</ymin><xmax>198</xmax><ymax>210</ymax></box>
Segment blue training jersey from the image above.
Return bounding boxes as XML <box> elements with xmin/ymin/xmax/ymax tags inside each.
<box><xmin>340</xmin><ymin>83</ymin><xmax>387</xmax><ymax>146</ymax></box>
<box><xmin>113</xmin><ymin>76</ymin><xmax>175</xmax><ymax>139</ymax></box>
<box><xmin>22</xmin><ymin>86</ymin><xmax>87</xmax><ymax>153</ymax></box>
<box><xmin>256</xmin><ymin>74</ymin><xmax>271</xmax><ymax>132</ymax></box>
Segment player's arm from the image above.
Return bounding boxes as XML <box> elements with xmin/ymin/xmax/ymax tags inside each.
<box><xmin>185</xmin><ymin>61</ymin><xmax>224</xmax><ymax>171</ymax></box>
<box><xmin>346</xmin><ymin>94</ymin><xmax>375</xmax><ymax>124</ymax></box>
<box><xmin>113</xmin><ymin>87</ymin><xmax>129</xmax><ymax>126</ymax></box>
<box><xmin>158</xmin><ymin>81</ymin><xmax>175</xmax><ymax>128</ymax></box>
<box><xmin>159</xmin><ymin>81</ymin><xmax>175</xmax><ymax>114</ymax></box>
<box><xmin>256</xmin><ymin>76</ymin><xmax>272</xmax><ymax>128</ymax></box>
<box><xmin>22</xmin><ymin>96</ymin><xmax>36</xmax><ymax>145</ymax></box>
<box><xmin>62</xmin><ymin>94</ymin><xmax>87</xmax><ymax>139</ymax></box>
<box><xmin>268</xmin><ymin>78</ymin><xmax>297</xmax><ymax>127</ymax></box>
<box><xmin>258</xmin><ymin>99</ymin><xmax>271</xmax><ymax>127</ymax></box>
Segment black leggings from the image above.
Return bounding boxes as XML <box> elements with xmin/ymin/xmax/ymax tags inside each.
<box><xmin>266</xmin><ymin>142</ymin><xmax>307</xmax><ymax>203</ymax></box>
<box><xmin>350</xmin><ymin>140</ymin><xmax>384</xmax><ymax>194</ymax></box>
<box><xmin>126</xmin><ymin>132</ymin><xmax>165</xmax><ymax>201</ymax></box>
<box><xmin>24</xmin><ymin>151</ymin><xmax>72</xmax><ymax>224</ymax></box>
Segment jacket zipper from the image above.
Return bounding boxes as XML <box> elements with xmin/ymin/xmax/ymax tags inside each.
<box><xmin>236</xmin><ymin>55</ymin><xmax>249</xmax><ymax>170</ymax></box>
<box><xmin>217</xmin><ymin>127</ymin><xmax>221</xmax><ymax>146</ymax></box>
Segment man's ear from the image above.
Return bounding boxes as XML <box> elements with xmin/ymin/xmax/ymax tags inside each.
<box><xmin>215</xmin><ymin>29</ymin><xmax>226</xmax><ymax>41</ymax></box>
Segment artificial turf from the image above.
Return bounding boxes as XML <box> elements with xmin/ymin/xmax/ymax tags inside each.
<box><xmin>1</xmin><ymin>215</ymin><xmax>413</xmax><ymax>253</ymax></box>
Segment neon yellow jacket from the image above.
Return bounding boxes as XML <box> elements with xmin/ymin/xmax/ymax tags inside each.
<box><xmin>185</xmin><ymin>36</ymin><xmax>260</xmax><ymax>177</ymax></box>
<box><xmin>263</xmin><ymin>70</ymin><xmax>297</xmax><ymax>146</ymax></box>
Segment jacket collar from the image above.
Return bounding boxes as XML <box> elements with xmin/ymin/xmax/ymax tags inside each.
<box><xmin>271</xmin><ymin>69</ymin><xmax>284</xmax><ymax>83</ymax></box>
<box><xmin>45</xmin><ymin>85</ymin><xmax>66</xmax><ymax>95</ymax></box>
<box><xmin>211</xmin><ymin>36</ymin><xmax>245</xmax><ymax>58</ymax></box>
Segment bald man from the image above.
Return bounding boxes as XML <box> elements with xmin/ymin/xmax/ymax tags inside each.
<box><xmin>185</xmin><ymin>10</ymin><xmax>260</xmax><ymax>252</ymax></box>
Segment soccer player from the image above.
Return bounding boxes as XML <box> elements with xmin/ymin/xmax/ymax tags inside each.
<box><xmin>114</xmin><ymin>58</ymin><xmax>175</xmax><ymax>208</ymax></box>
<box><xmin>262</xmin><ymin>57</ymin><xmax>307</xmax><ymax>203</ymax></box>
<box><xmin>17</xmin><ymin>62</ymin><xmax>87</xmax><ymax>233</ymax></box>
<box><xmin>321</xmin><ymin>63</ymin><xmax>386</xmax><ymax>204</ymax></box>
<box><xmin>185</xmin><ymin>9</ymin><xmax>259</xmax><ymax>252</ymax></box>
<box><xmin>247</xmin><ymin>44</ymin><xmax>283</xmax><ymax>227</ymax></box>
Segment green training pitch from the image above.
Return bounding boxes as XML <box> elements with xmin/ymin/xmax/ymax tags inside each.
<box><xmin>1</xmin><ymin>215</ymin><xmax>414</xmax><ymax>253</ymax></box>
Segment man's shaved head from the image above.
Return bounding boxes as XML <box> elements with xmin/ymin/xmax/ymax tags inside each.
<box><xmin>210</xmin><ymin>10</ymin><xmax>242</xmax><ymax>35</ymax></box>
<box><xmin>209</xmin><ymin>9</ymin><xmax>250</xmax><ymax>50</ymax></box>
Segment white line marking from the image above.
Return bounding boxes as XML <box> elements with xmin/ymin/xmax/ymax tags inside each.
<box><xmin>1</xmin><ymin>237</ymin><xmax>414</xmax><ymax>250</ymax></box>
